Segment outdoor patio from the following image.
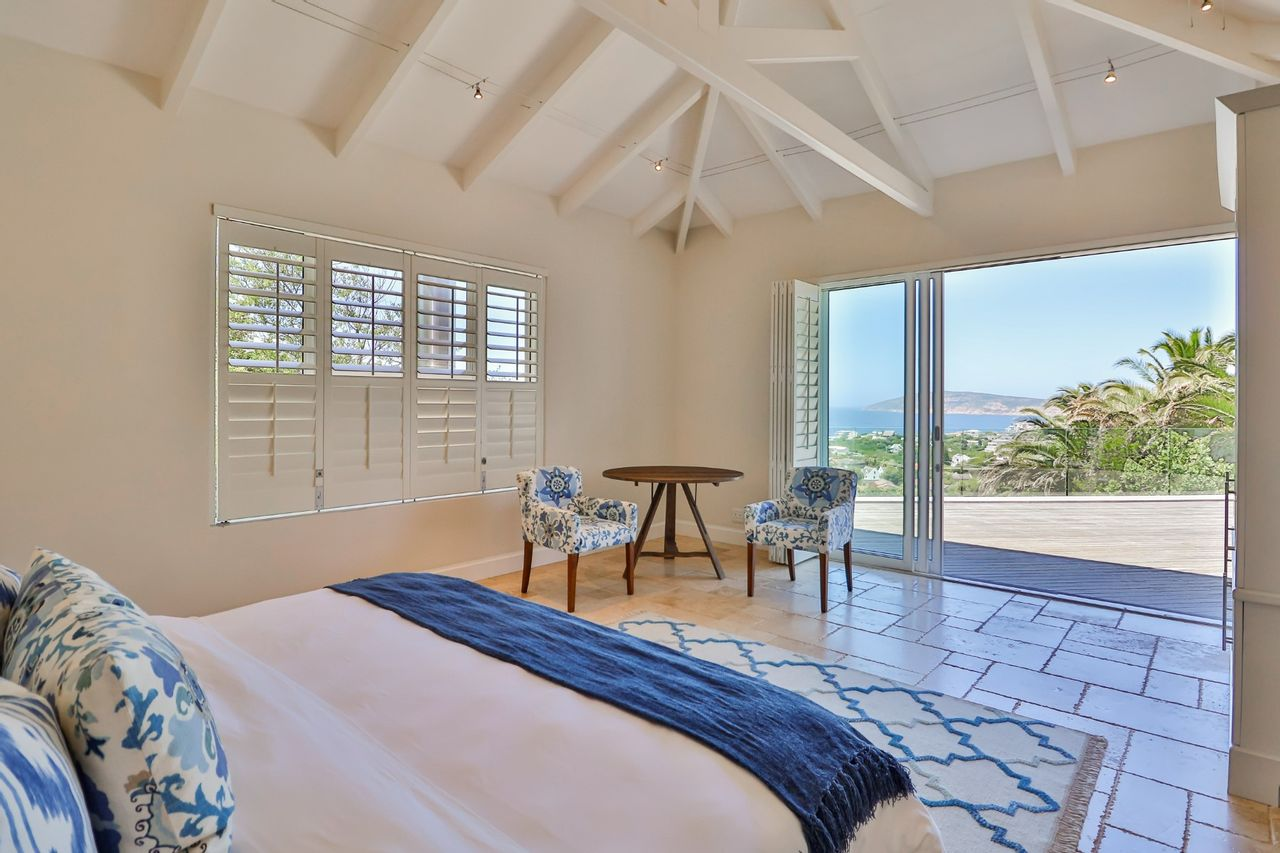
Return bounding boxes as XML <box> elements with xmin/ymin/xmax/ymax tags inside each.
<box><xmin>854</xmin><ymin>497</ymin><xmax>1230</xmax><ymax>621</ymax></box>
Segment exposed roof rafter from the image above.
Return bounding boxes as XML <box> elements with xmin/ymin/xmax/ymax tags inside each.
<box><xmin>160</xmin><ymin>0</ymin><xmax>226</xmax><ymax>112</ymax></box>
<box><xmin>818</xmin><ymin>0</ymin><xmax>932</xmax><ymax>188</ymax></box>
<box><xmin>632</xmin><ymin>183</ymin><xmax>687</xmax><ymax>237</ymax></box>
<box><xmin>695</xmin><ymin>184</ymin><xmax>734</xmax><ymax>238</ymax></box>
<box><xmin>1042</xmin><ymin>0</ymin><xmax>1280</xmax><ymax>83</ymax></box>
<box><xmin>573</xmin><ymin>0</ymin><xmax>932</xmax><ymax>216</ymax></box>
<box><xmin>334</xmin><ymin>0</ymin><xmax>461</xmax><ymax>156</ymax></box>
<box><xmin>1013</xmin><ymin>0</ymin><xmax>1076</xmax><ymax>176</ymax></box>
<box><xmin>557</xmin><ymin>75</ymin><xmax>707</xmax><ymax>216</ymax></box>
<box><xmin>728</xmin><ymin>100</ymin><xmax>822</xmax><ymax>221</ymax></box>
<box><xmin>677</xmin><ymin>88</ymin><xmax>720</xmax><ymax>252</ymax></box>
<box><xmin>459</xmin><ymin>19</ymin><xmax>616</xmax><ymax>190</ymax></box>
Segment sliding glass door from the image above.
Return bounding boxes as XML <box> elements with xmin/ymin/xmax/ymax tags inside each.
<box><xmin>823</xmin><ymin>275</ymin><xmax>944</xmax><ymax>575</ymax></box>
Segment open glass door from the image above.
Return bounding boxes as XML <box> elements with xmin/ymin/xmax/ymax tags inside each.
<box><xmin>823</xmin><ymin>274</ymin><xmax>944</xmax><ymax>575</ymax></box>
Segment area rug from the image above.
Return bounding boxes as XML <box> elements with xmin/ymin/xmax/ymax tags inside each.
<box><xmin>618</xmin><ymin>617</ymin><xmax>1105</xmax><ymax>853</ymax></box>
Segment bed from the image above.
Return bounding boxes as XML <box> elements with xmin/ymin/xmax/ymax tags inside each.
<box><xmin>154</xmin><ymin>586</ymin><xmax>945</xmax><ymax>852</ymax></box>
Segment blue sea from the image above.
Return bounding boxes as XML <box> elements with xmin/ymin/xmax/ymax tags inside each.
<box><xmin>829</xmin><ymin>407</ymin><xmax>1025</xmax><ymax>435</ymax></box>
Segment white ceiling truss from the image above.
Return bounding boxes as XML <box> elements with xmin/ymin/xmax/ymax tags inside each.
<box><xmin>4</xmin><ymin>0</ymin><xmax>1272</xmax><ymax>251</ymax></box>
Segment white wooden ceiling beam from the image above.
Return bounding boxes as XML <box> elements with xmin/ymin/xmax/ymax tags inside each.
<box><xmin>727</xmin><ymin>100</ymin><xmax>822</xmax><ymax>221</ymax></box>
<box><xmin>818</xmin><ymin>0</ymin><xmax>932</xmax><ymax>188</ymax></box>
<box><xmin>558</xmin><ymin>76</ymin><xmax>707</xmax><ymax>216</ymax></box>
<box><xmin>677</xmin><ymin>89</ymin><xmax>720</xmax><ymax>252</ymax></box>
<box><xmin>695</xmin><ymin>185</ymin><xmax>734</xmax><ymax>238</ymax></box>
<box><xmin>460</xmin><ymin>20</ymin><xmax>615</xmax><ymax>189</ymax></box>
<box><xmin>1013</xmin><ymin>0</ymin><xmax>1076</xmax><ymax>176</ymax></box>
<box><xmin>574</xmin><ymin>0</ymin><xmax>932</xmax><ymax>215</ymax></box>
<box><xmin>632</xmin><ymin>183</ymin><xmax>687</xmax><ymax>237</ymax></box>
<box><xmin>724</xmin><ymin>27</ymin><xmax>860</xmax><ymax>64</ymax></box>
<box><xmin>160</xmin><ymin>0</ymin><xmax>226</xmax><ymax>112</ymax></box>
<box><xmin>1041</xmin><ymin>0</ymin><xmax>1280</xmax><ymax>83</ymax></box>
<box><xmin>335</xmin><ymin>0</ymin><xmax>461</xmax><ymax>156</ymax></box>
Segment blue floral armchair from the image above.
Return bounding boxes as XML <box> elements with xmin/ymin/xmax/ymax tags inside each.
<box><xmin>517</xmin><ymin>466</ymin><xmax>638</xmax><ymax>612</ymax></box>
<box><xmin>743</xmin><ymin>466</ymin><xmax>858</xmax><ymax>613</ymax></box>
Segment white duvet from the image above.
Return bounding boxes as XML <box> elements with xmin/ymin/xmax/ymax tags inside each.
<box><xmin>157</xmin><ymin>588</ymin><xmax>943</xmax><ymax>853</ymax></box>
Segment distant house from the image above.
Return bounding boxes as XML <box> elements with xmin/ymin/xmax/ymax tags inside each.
<box><xmin>951</xmin><ymin>454</ymin><xmax>972</xmax><ymax>467</ymax></box>
<box><xmin>888</xmin><ymin>443</ymin><xmax>903</xmax><ymax>454</ymax></box>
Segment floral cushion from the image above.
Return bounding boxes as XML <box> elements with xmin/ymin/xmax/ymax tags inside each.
<box><xmin>2</xmin><ymin>550</ymin><xmax>234</xmax><ymax>853</ymax></box>
<box><xmin>0</xmin><ymin>677</ymin><xmax>95</xmax><ymax>852</ymax></box>
<box><xmin>534</xmin><ymin>466</ymin><xmax>582</xmax><ymax>508</ymax></box>
<box><xmin>0</xmin><ymin>564</ymin><xmax>19</xmax><ymax>657</ymax></box>
<box><xmin>789</xmin><ymin>466</ymin><xmax>855</xmax><ymax>510</ymax></box>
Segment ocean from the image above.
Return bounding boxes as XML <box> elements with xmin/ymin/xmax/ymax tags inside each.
<box><xmin>828</xmin><ymin>407</ymin><xmax>1025</xmax><ymax>435</ymax></box>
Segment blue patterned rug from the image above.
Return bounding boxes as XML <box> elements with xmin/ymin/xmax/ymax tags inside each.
<box><xmin>618</xmin><ymin>617</ymin><xmax>1104</xmax><ymax>853</ymax></box>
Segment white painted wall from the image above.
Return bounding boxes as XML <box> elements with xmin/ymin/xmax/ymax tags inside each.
<box><xmin>1222</xmin><ymin>86</ymin><xmax>1280</xmax><ymax>806</ymax></box>
<box><xmin>0</xmin><ymin>36</ymin><xmax>677</xmax><ymax>616</ymax></box>
<box><xmin>669</xmin><ymin>123</ymin><xmax>1234</xmax><ymax>537</ymax></box>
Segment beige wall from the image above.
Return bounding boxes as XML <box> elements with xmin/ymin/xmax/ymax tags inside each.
<box><xmin>0</xmin><ymin>36</ymin><xmax>677</xmax><ymax>615</ymax></box>
<box><xmin>669</xmin><ymin>123</ymin><xmax>1235</xmax><ymax>534</ymax></box>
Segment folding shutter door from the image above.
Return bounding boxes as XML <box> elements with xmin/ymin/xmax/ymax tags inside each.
<box><xmin>768</xmin><ymin>279</ymin><xmax>821</xmax><ymax>561</ymax></box>
<box><xmin>217</xmin><ymin>221</ymin><xmax>321</xmax><ymax>521</ymax></box>
<box><xmin>479</xmin><ymin>271</ymin><xmax>542</xmax><ymax>490</ymax></box>
<box><xmin>322</xmin><ymin>242</ymin><xmax>410</xmax><ymax>508</ymax></box>
<box><xmin>410</xmin><ymin>257</ymin><xmax>481</xmax><ymax>497</ymax></box>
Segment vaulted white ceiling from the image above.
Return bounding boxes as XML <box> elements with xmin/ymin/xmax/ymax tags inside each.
<box><xmin>2</xmin><ymin>0</ymin><xmax>1275</xmax><ymax>249</ymax></box>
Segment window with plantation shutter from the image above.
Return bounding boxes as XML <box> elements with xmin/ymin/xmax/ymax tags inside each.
<box><xmin>793</xmin><ymin>284</ymin><xmax>821</xmax><ymax>468</ymax></box>
<box><xmin>214</xmin><ymin>213</ymin><xmax>544</xmax><ymax>522</ymax></box>
<box><xmin>217</xmin><ymin>221</ymin><xmax>321</xmax><ymax>520</ymax></box>
<box><xmin>411</xmin><ymin>259</ymin><xmax>480</xmax><ymax>498</ymax></box>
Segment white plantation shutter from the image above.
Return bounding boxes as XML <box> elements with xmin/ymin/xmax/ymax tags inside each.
<box><xmin>411</xmin><ymin>258</ymin><xmax>480</xmax><ymax>497</ymax></box>
<box><xmin>214</xmin><ymin>212</ymin><xmax>544</xmax><ymax>521</ymax></box>
<box><xmin>768</xmin><ymin>279</ymin><xmax>821</xmax><ymax>561</ymax></box>
<box><xmin>217</xmin><ymin>221</ymin><xmax>321</xmax><ymax>520</ymax></box>
<box><xmin>322</xmin><ymin>243</ymin><xmax>410</xmax><ymax>508</ymax></box>
<box><xmin>480</xmin><ymin>271</ymin><xmax>542</xmax><ymax>488</ymax></box>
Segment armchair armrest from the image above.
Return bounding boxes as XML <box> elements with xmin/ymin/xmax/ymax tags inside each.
<box><xmin>816</xmin><ymin>503</ymin><xmax>854</xmax><ymax>551</ymax></box>
<box><xmin>743</xmin><ymin>499</ymin><xmax>782</xmax><ymax>539</ymax></box>
<box><xmin>522</xmin><ymin>502</ymin><xmax>581</xmax><ymax>553</ymax></box>
<box><xmin>573</xmin><ymin>495</ymin><xmax>639</xmax><ymax>531</ymax></box>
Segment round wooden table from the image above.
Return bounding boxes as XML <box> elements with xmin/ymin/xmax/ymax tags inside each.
<box><xmin>602</xmin><ymin>466</ymin><xmax>744</xmax><ymax>579</ymax></box>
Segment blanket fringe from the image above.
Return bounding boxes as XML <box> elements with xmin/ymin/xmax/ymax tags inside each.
<box><xmin>804</xmin><ymin>742</ymin><xmax>916</xmax><ymax>853</ymax></box>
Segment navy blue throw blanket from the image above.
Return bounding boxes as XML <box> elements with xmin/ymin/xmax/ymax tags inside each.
<box><xmin>329</xmin><ymin>573</ymin><xmax>913</xmax><ymax>853</ymax></box>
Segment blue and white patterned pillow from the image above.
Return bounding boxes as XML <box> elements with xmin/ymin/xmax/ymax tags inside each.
<box><xmin>2</xmin><ymin>550</ymin><xmax>234</xmax><ymax>853</ymax></box>
<box><xmin>0</xmin><ymin>564</ymin><xmax>19</xmax><ymax>655</ymax></box>
<box><xmin>0</xmin><ymin>676</ymin><xmax>95</xmax><ymax>852</ymax></box>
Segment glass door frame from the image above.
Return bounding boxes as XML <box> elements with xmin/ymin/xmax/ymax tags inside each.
<box><xmin>819</xmin><ymin>272</ymin><xmax>944</xmax><ymax>577</ymax></box>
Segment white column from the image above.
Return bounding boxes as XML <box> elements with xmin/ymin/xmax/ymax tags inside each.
<box><xmin>1219</xmin><ymin>83</ymin><xmax>1280</xmax><ymax>806</ymax></box>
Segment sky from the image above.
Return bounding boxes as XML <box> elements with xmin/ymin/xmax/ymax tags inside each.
<box><xmin>827</xmin><ymin>238</ymin><xmax>1237</xmax><ymax>409</ymax></box>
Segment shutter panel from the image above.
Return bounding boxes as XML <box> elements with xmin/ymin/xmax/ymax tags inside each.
<box><xmin>480</xmin><ymin>272</ymin><xmax>542</xmax><ymax>489</ymax></box>
<box><xmin>217</xmin><ymin>221</ymin><xmax>321</xmax><ymax>520</ymax></box>
<box><xmin>322</xmin><ymin>243</ymin><xmax>409</xmax><ymax>508</ymax></box>
<box><xmin>411</xmin><ymin>258</ymin><xmax>480</xmax><ymax>497</ymax></box>
<box><xmin>768</xmin><ymin>279</ymin><xmax>821</xmax><ymax>561</ymax></box>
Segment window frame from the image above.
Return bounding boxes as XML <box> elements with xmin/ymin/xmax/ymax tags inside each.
<box><xmin>212</xmin><ymin>206</ymin><xmax>547</xmax><ymax>525</ymax></box>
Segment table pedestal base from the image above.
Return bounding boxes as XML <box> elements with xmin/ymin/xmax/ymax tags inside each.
<box><xmin>629</xmin><ymin>482</ymin><xmax>726</xmax><ymax>580</ymax></box>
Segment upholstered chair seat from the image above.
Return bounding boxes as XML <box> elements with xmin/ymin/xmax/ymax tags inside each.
<box><xmin>743</xmin><ymin>466</ymin><xmax>858</xmax><ymax>613</ymax></box>
<box><xmin>517</xmin><ymin>466</ymin><xmax>638</xmax><ymax>612</ymax></box>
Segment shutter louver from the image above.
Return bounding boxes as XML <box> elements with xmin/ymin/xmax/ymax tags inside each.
<box><xmin>794</xmin><ymin>285</ymin><xmax>821</xmax><ymax>468</ymax></box>
<box><xmin>480</xmin><ymin>272</ymin><xmax>542</xmax><ymax>489</ymax></box>
<box><xmin>217</xmin><ymin>221</ymin><xmax>321</xmax><ymax>520</ymax></box>
<box><xmin>485</xmin><ymin>283</ymin><xmax>538</xmax><ymax>382</ymax></box>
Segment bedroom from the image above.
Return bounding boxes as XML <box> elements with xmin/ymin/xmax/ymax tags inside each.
<box><xmin>0</xmin><ymin>0</ymin><xmax>1278</xmax><ymax>851</ymax></box>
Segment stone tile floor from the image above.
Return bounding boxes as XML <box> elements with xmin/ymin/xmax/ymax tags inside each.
<box><xmin>482</xmin><ymin>536</ymin><xmax>1270</xmax><ymax>852</ymax></box>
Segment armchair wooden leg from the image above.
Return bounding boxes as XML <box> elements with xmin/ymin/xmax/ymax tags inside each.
<box><xmin>625</xmin><ymin>542</ymin><xmax>635</xmax><ymax>596</ymax></box>
<box><xmin>786</xmin><ymin>548</ymin><xmax>796</xmax><ymax>582</ymax></box>
<box><xmin>567</xmin><ymin>553</ymin><xmax>579</xmax><ymax>613</ymax></box>
<box><xmin>521</xmin><ymin>540</ymin><xmax>533</xmax><ymax>594</ymax></box>
<box><xmin>819</xmin><ymin>553</ymin><xmax>829</xmax><ymax>613</ymax></box>
<box><xmin>746</xmin><ymin>542</ymin><xmax>755</xmax><ymax>597</ymax></box>
<box><xmin>843</xmin><ymin>541</ymin><xmax>854</xmax><ymax>592</ymax></box>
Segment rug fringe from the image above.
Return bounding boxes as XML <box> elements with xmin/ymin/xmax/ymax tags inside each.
<box><xmin>1048</xmin><ymin>733</ymin><xmax>1107</xmax><ymax>853</ymax></box>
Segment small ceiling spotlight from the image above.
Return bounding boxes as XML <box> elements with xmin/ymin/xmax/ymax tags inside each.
<box><xmin>654</xmin><ymin>158</ymin><xmax>665</xmax><ymax>172</ymax></box>
<box><xmin>1201</xmin><ymin>0</ymin><xmax>1213</xmax><ymax>10</ymax></box>
<box><xmin>473</xmin><ymin>80</ymin><xmax>485</xmax><ymax>100</ymax></box>
<box><xmin>1103</xmin><ymin>60</ymin><xmax>1117</xmax><ymax>84</ymax></box>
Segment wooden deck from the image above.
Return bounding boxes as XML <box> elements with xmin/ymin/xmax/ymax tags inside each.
<box><xmin>854</xmin><ymin>497</ymin><xmax>1230</xmax><ymax>620</ymax></box>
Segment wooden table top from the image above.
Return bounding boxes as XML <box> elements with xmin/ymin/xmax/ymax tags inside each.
<box><xmin>603</xmin><ymin>466</ymin><xmax>744</xmax><ymax>485</ymax></box>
